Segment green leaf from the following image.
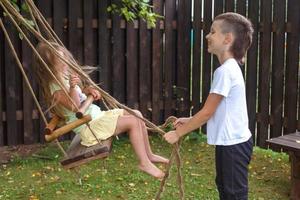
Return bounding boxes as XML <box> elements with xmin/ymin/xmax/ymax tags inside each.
<box><xmin>24</xmin><ymin>18</ymin><xmax>35</xmax><ymax>28</ymax></box>
<box><xmin>11</xmin><ymin>2</ymin><xmax>20</xmax><ymax>12</ymax></box>
<box><xmin>18</xmin><ymin>32</ymin><xmax>24</xmax><ymax>40</ymax></box>
<box><xmin>21</xmin><ymin>2</ymin><xmax>29</xmax><ymax>13</ymax></box>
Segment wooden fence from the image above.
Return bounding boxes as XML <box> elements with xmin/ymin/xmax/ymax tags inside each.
<box><xmin>0</xmin><ymin>0</ymin><xmax>299</xmax><ymax>148</ymax></box>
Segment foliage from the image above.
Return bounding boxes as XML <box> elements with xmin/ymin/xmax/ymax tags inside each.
<box><xmin>6</xmin><ymin>0</ymin><xmax>161</xmax><ymax>28</ymax></box>
<box><xmin>0</xmin><ymin>135</ymin><xmax>290</xmax><ymax>200</ymax></box>
<box><xmin>107</xmin><ymin>0</ymin><xmax>162</xmax><ymax>27</ymax></box>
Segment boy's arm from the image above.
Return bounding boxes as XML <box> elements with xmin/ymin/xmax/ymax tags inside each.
<box><xmin>164</xmin><ymin>93</ymin><xmax>223</xmax><ymax>144</ymax></box>
<box><xmin>176</xmin><ymin>93</ymin><xmax>223</xmax><ymax>137</ymax></box>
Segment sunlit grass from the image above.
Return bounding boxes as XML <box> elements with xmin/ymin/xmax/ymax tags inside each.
<box><xmin>0</xmin><ymin>134</ymin><xmax>290</xmax><ymax>200</ymax></box>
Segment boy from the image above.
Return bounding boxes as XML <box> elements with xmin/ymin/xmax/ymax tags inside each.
<box><xmin>164</xmin><ymin>12</ymin><xmax>254</xmax><ymax>199</ymax></box>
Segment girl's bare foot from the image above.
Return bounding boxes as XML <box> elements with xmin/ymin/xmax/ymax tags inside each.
<box><xmin>149</xmin><ymin>154</ymin><xmax>169</xmax><ymax>164</ymax></box>
<box><xmin>138</xmin><ymin>163</ymin><xmax>165</xmax><ymax>180</ymax></box>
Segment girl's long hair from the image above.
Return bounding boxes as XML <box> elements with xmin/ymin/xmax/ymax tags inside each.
<box><xmin>32</xmin><ymin>42</ymin><xmax>78</xmax><ymax>119</ymax></box>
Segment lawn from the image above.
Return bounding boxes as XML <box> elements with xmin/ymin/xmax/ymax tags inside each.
<box><xmin>0</xmin><ymin>134</ymin><xmax>290</xmax><ymax>200</ymax></box>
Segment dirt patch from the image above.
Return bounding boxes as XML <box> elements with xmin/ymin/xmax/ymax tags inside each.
<box><xmin>0</xmin><ymin>144</ymin><xmax>44</xmax><ymax>164</ymax></box>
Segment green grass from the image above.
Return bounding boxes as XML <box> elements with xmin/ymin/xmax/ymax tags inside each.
<box><xmin>0</xmin><ymin>135</ymin><xmax>290</xmax><ymax>200</ymax></box>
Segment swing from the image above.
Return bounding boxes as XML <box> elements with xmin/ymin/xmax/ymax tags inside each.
<box><xmin>0</xmin><ymin>1</ymin><xmax>185</xmax><ymax>198</ymax></box>
<box><xmin>43</xmin><ymin>96</ymin><xmax>113</xmax><ymax>169</ymax></box>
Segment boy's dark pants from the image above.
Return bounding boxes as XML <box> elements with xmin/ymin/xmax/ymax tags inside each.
<box><xmin>215</xmin><ymin>137</ymin><xmax>253</xmax><ymax>200</ymax></box>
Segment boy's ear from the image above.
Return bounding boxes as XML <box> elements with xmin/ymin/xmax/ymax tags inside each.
<box><xmin>224</xmin><ymin>32</ymin><xmax>234</xmax><ymax>45</ymax></box>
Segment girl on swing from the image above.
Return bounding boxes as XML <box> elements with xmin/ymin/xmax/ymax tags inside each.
<box><xmin>33</xmin><ymin>41</ymin><xmax>168</xmax><ymax>179</ymax></box>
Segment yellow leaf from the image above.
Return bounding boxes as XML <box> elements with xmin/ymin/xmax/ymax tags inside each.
<box><xmin>29</xmin><ymin>195</ymin><xmax>39</xmax><ymax>200</ymax></box>
<box><xmin>128</xmin><ymin>183</ymin><xmax>135</xmax><ymax>187</ymax></box>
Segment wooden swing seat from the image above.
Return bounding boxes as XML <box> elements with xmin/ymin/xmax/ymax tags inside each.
<box><xmin>44</xmin><ymin>96</ymin><xmax>112</xmax><ymax>169</ymax></box>
<box><xmin>60</xmin><ymin>134</ymin><xmax>112</xmax><ymax>169</ymax></box>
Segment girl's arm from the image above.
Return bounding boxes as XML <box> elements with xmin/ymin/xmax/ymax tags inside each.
<box><xmin>82</xmin><ymin>86</ymin><xmax>102</xmax><ymax>100</ymax></box>
<box><xmin>52</xmin><ymin>88</ymin><xmax>81</xmax><ymax>112</ymax></box>
<box><xmin>164</xmin><ymin>93</ymin><xmax>223</xmax><ymax>144</ymax></box>
<box><xmin>52</xmin><ymin>75</ymin><xmax>82</xmax><ymax>111</ymax></box>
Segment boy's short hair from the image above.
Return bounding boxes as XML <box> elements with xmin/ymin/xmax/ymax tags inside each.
<box><xmin>214</xmin><ymin>12</ymin><xmax>254</xmax><ymax>65</ymax></box>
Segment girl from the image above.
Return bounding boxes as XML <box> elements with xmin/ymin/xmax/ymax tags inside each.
<box><xmin>33</xmin><ymin>42</ymin><xmax>168</xmax><ymax>179</ymax></box>
<box><xmin>164</xmin><ymin>12</ymin><xmax>254</xmax><ymax>199</ymax></box>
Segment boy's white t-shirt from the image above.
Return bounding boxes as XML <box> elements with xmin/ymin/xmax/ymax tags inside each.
<box><xmin>207</xmin><ymin>58</ymin><xmax>251</xmax><ymax>146</ymax></box>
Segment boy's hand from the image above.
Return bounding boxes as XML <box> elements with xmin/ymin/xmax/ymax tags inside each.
<box><xmin>173</xmin><ymin>117</ymin><xmax>191</xmax><ymax>129</ymax></box>
<box><xmin>84</xmin><ymin>86</ymin><xmax>102</xmax><ymax>100</ymax></box>
<box><xmin>164</xmin><ymin>130</ymin><xmax>180</xmax><ymax>144</ymax></box>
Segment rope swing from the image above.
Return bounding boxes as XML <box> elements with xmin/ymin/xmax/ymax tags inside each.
<box><xmin>0</xmin><ymin>0</ymin><xmax>185</xmax><ymax>199</ymax></box>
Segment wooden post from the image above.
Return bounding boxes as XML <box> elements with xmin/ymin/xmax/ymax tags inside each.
<box><xmin>290</xmin><ymin>151</ymin><xmax>300</xmax><ymax>200</ymax></box>
<box><xmin>45</xmin><ymin>114</ymin><xmax>91</xmax><ymax>142</ymax></box>
<box><xmin>44</xmin><ymin>115</ymin><xmax>61</xmax><ymax>135</ymax></box>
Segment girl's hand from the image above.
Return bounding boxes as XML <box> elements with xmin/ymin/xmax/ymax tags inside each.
<box><xmin>164</xmin><ymin>131</ymin><xmax>180</xmax><ymax>144</ymax></box>
<box><xmin>173</xmin><ymin>117</ymin><xmax>191</xmax><ymax>129</ymax></box>
<box><xmin>84</xmin><ymin>86</ymin><xmax>102</xmax><ymax>100</ymax></box>
<box><xmin>69</xmin><ymin>74</ymin><xmax>81</xmax><ymax>88</ymax></box>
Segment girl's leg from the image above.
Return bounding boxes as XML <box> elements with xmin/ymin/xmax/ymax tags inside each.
<box><xmin>114</xmin><ymin>114</ymin><xmax>164</xmax><ymax>179</ymax></box>
<box><xmin>131</xmin><ymin>110</ymin><xmax>169</xmax><ymax>164</ymax></box>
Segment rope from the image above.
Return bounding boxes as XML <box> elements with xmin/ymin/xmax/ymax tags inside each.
<box><xmin>0</xmin><ymin>18</ymin><xmax>47</xmax><ymax>125</ymax></box>
<box><xmin>1</xmin><ymin>0</ymin><xmax>102</xmax><ymax>148</ymax></box>
<box><xmin>0</xmin><ymin>16</ymin><xmax>69</xmax><ymax>176</ymax></box>
<box><xmin>25</xmin><ymin>0</ymin><xmax>63</xmax><ymax>45</ymax></box>
<box><xmin>1</xmin><ymin>1</ymin><xmax>185</xmax><ymax>198</ymax></box>
<box><xmin>24</xmin><ymin>0</ymin><xmax>41</xmax><ymax>34</ymax></box>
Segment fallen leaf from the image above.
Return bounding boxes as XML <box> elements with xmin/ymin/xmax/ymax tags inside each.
<box><xmin>128</xmin><ymin>183</ymin><xmax>135</xmax><ymax>187</ymax></box>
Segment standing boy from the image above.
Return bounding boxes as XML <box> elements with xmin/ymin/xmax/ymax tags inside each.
<box><xmin>164</xmin><ymin>12</ymin><xmax>254</xmax><ymax>200</ymax></box>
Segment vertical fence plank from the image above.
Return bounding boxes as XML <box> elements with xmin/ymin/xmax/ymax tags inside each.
<box><xmin>126</xmin><ymin>21</ymin><xmax>138</xmax><ymax>109</ymax></box>
<box><xmin>177</xmin><ymin>0</ymin><xmax>191</xmax><ymax>117</ymax></box>
<box><xmin>98</xmin><ymin>0</ymin><xmax>111</xmax><ymax>92</ymax></box>
<box><xmin>68</xmin><ymin>0</ymin><xmax>82</xmax><ymax>60</ymax></box>
<box><xmin>236</xmin><ymin>0</ymin><xmax>246</xmax><ymax>76</ymax></box>
<box><xmin>36</xmin><ymin>0</ymin><xmax>53</xmax><ymax>143</ymax></box>
<box><xmin>151</xmin><ymin>0</ymin><xmax>163</xmax><ymax>124</ymax></box>
<box><xmin>270</xmin><ymin>0</ymin><xmax>285</xmax><ymax>143</ymax></box>
<box><xmin>0</xmin><ymin>11</ymin><xmax>4</xmax><ymax>145</ymax></box>
<box><xmin>284</xmin><ymin>0</ymin><xmax>300</xmax><ymax>134</ymax></box>
<box><xmin>21</xmin><ymin>22</ymin><xmax>36</xmax><ymax>144</ymax></box>
<box><xmin>53</xmin><ymin>0</ymin><xmax>70</xmax><ymax>141</ymax></box>
<box><xmin>139</xmin><ymin>21</ymin><xmax>151</xmax><ymax>119</ymax></box>
<box><xmin>4</xmin><ymin>19</ymin><xmax>20</xmax><ymax>145</ymax></box>
<box><xmin>68</xmin><ymin>0</ymin><xmax>82</xmax><ymax>142</ymax></box>
<box><xmin>112</xmin><ymin>1</ymin><xmax>125</xmax><ymax>103</ymax></box>
<box><xmin>191</xmin><ymin>0</ymin><xmax>202</xmax><ymax>115</ymax></box>
<box><xmin>298</xmin><ymin>89</ymin><xmax>300</xmax><ymax>131</ymax></box>
<box><xmin>202</xmin><ymin>0</ymin><xmax>213</xmax><ymax>104</ymax></box>
<box><xmin>53</xmin><ymin>0</ymin><xmax>66</xmax><ymax>42</ymax></box>
<box><xmin>83</xmin><ymin>0</ymin><xmax>98</xmax><ymax>85</ymax></box>
<box><xmin>21</xmin><ymin>5</ymin><xmax>37</xmax><ymax>144</ymax></box>
<box><xmin>257</xmin><ymin>0</ymin><xmax>272</xmax><ymax>148</ymax></box>
<box><xmin>225</xmin><ymin>0</ymin><xmax>235</xmax><ymax>12</ymax></box>
<box><xmin>201</xmin><ymin>0</ymin><xmax>213</xmax><ymax>134</ymax></box>
<box><xmin>246</xmin><ymin>0</ymin><xmax>259</xmax><ymax>140</ymax></box>
<box><xmin>83</xmin><ymin>0</ymin><xmax>95</xmax><ymax>70</ymax></box>
<box><xmin>164</xmin><ymin>0</ymin><xmax>176</xmax><ymax>119</ymax></box>
<box><xmin>236</xmin><ymin>0</ymin><xmax>246</xmax><ymax>16</ymax></box>
<box><xmin>212</xmin><ymin>0</ymin><xmax>223</xmax><ymax>72</ymax></box>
